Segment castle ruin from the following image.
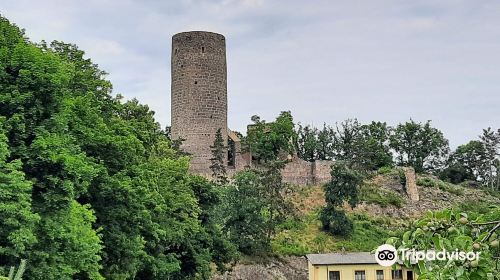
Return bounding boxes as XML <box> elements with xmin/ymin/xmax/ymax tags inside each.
<box><xmin>170</xmin><ymin>31</ymin><xmax>331</xmax><ymax>185</ymax></box>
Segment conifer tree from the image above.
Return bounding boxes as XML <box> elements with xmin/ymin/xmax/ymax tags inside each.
<box><xmin>210</xmin><ymin>128</ymin><xmax>228</xmax><ymax>184</ymax></box>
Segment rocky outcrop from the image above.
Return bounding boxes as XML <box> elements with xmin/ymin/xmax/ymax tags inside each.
<box><xmin>212</xmin><ymin>257</ymin><xmax>308</xmax><ymax>280</ymax></box>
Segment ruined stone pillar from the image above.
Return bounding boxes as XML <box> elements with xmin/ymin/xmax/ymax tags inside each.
<box><xmin>404</xmin><ymin>167</ymin><xmax>420</xmax><ymax>202</ymax></box>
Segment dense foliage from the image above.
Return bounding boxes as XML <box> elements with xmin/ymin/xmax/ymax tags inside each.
<box><xmin>441</xmin><ymin>128</ymin><xmax>500</xmax><ymax>191</ymax></box>
<box><xmin>390</xmin><ymin>120</ymin><xmax>450</xmax><ymax>173</ymax></box>
<box><xmin>244</xmin><ymin>111</ymin><xmax>296</xmax><ymax>163</ymax></box>
<box><xmin>388</xmin><ymin>208</ymin><xmax>500</xmax><ymax>279</ymax></box>
<box><xmin>222</xmin><ymin>164</ymin><xmax>293</xmax><ymax>255</ymax></box>
<box><xmin>0</xmin><ymin>16</ymin><xmax>235</xmax><ymax>279</ymax></box>
<box><xmin>320</xmin><ymin>162</ymin><xmax>363</xmax><ymax>236</ymax></box>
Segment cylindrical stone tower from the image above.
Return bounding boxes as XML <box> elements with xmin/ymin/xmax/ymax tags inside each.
<box><xmin>171</xmin><ymin>31</ymin><xmax>227</xmax><ymax>174</ymax></box>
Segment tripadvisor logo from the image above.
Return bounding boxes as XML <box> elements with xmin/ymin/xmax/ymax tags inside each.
<box><xmin>375</xmin><ymin>244</ymin><xmax>480</xmax><ymax>267</ymax></box>
<box><xmin>376</xmin><ymin>244</ymin><xmax>398</xmax><ymax>266</ymax></box>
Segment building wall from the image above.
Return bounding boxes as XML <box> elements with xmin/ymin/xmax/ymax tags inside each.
<box><xmin>308</xmin><ymin>263</ymin><xmax>417</xmax><ymax>280</ymax></box>
<box><xmin>171</xmin><ymin>31</ymin><xmax>228</xmax><ymax>173</ymax></box>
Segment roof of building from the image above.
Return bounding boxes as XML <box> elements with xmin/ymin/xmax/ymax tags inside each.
<box><xmin>227</xmin><ymin>129</ymin><xmax>241</xmax><ymax>142</ymax></box>
<box><xmin>306</xmin><ymin>252</ymin><xmax>377</xmax><ymax>265</ymax></box>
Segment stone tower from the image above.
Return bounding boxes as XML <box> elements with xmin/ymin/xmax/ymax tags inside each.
<box><xmin>171</xmin><ymin>31</ymin><xmax>228</xmax><ymax>174</ymax></box>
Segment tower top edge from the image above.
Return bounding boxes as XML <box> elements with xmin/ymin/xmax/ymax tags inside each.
<box><xmin>173</xmin><ymin>31</ymin><xmax>225</xmax><ymax>39</ymax></box>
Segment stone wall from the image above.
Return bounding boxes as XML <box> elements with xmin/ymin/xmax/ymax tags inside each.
<box><xmin>171</xmin><ymin>31</ymin><xmax>228</xmax><ymax>173</ymax></box>
<box><xmin>280</xmin><ymin>158</ymin><xmax>332</xmax><ymax>186</ymax></box>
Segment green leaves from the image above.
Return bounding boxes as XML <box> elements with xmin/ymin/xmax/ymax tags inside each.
<box><xmin>390</xmin><ymin>120</ymin><xmax>450</xmax><ymax>173</ymax></box>
<box><xmin>0</xmin><ymin>127</ymin><xmax>39</xmax><ymax>266</ymax></box>
<box><xmin>389</xmin><ymin>208</ymin><xmax>500</xmax><ymax>279</ymax></box>
<box><xmin>245</xmin><ymin>111</ymin><xmax>296</xmax><ymax>163</ymax></box>
<box><xmin>320</xmin><ymin>162</ymin><xmax>364</xmax><ymax>236</ymax></box>
<box><xmin>223</xmin><ymin>167</ymin><xmax>293</xmax><ymax>255</ymax></box>
<box><xmin>0</xmin><ymin>15</ymin><xmax>237</xmax><ymax>279</ymax></box>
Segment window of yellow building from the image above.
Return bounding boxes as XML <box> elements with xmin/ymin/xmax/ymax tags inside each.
<box><xmin>392</xmin><ymin>269</ymin><xmax>403</xmax><ymax>280</ymax></box>
<box><xmin>376</xmin><ymin>270</ymin><xmax>384</xmax><ymax>280</ymax></box>
<box><xmin>354</xmin><ymin>270</ymin><xmax>366</xmax><ymax>280</ymax></box>
<box><xmin>328</xmin><ymin>271</ymin><xmax>340</xmax><ymax>280</ymax></box>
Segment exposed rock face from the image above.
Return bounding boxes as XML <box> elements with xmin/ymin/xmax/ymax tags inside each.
<box><xmin>404</xmin><ymin>167</ymin><xmax>420</xmax><ymax>202</ymax></box>
<box><xmin>212</xmin><ymin>257</ymin><xmax>308</xmax><ymax>280</ymax></box>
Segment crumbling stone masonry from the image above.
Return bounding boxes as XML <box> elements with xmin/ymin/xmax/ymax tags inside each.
<box><xmin>404</xmin><ymin>167</ymin><xmax>420</xmax><ymax>202</ymax></box>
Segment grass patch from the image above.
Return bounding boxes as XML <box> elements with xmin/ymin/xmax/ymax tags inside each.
<box><xmin>377</xmin><ymin>166</ymin><xmax>393</xmax><ymax>175</ymax></box>
<box><xmin>271</xmin><ymin>211</ymin><xmax>398</xmax><ymax>256</ymax></box>
<box><xmin>456</xmin><ymin>199</ymin><xmax>492</xmax><ymax>215</ymax></box>
<box><xmin>417</xmin><ymin>176</ymin><xmax>464</xmax><ymax>195</ymax></box>
<box><xmin>359</xmin><ymin>184</ymin><xmax>403</xmax><ymax>208</ymax></box>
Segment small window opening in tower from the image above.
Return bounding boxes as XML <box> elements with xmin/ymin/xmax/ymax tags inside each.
<box><xmin>194</xmin><ymin>81</ymin><xmax>198</xmax><ymax>84</ymax></box>
<box><xmin>201</xmin><ymin>46</ymin><xmax>205</xmax><ymax>53</ymax></box>
<box><xmin>174</xmin><ymin>48</ymin><xmax>178</xmax><ymax>55</ymax></box>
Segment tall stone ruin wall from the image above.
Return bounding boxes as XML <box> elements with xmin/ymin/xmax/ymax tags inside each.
<box><xmin>224</xmin><ymin>158</ymin><xmax>332</xmax><ymax>186</ymax></box>
<box><xmin>280</xmin><ymin>158</ymin><xmax>332</xmax><ymax>186</ymax></box>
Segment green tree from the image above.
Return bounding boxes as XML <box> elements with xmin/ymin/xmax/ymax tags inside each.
<box><xmin>320</xmin><ymin>162</ymin><xmax>363</xmax><ymax>236</ymax></box>
<box><xmin>332</xmin><ymin>119</ymin><xmax>364</xmax><ymax>166</ymax></box>
<box><xmin>224</xmin><ymin>170</ymin><xmax>269</xmax><ymax>254</ymax></box>
<box><xmin>210</xmin><ymin>128</ymin><xmax>228</xmax><ymax>184</ymax></box>
<box><xmin>245</xmin><ymin>111</ymin><xmax>296</xmax><ymax>163</ymax></box>
<box><xmin>441</xmin><ymin>128</ymin><xmax>499</xmax><ymax>190</ymax></box>
<box><xmin>479</xmin><ymin>128</ymin><xmax>500</xmax><ymax>191</ymax></box>
<box><xmin>317</xmin><ymin>124</ymin><xmax>334</xmax><ymax>160</ymax></box>
<box><xmin>0</xmin><ymin>124</ymin><xmax>39</xmax><ymax>269</ymax></box>
<box><xmin>390</xmin><ymin>120</ymin><xmax>449</xmax><ymax>172</ymax></box>
<box><xmin>29</xmin><ymin>201</ymin><xmax>104</xmax><ymax>280</ymax></box>
<box><xmin>360</xmin><ymin>121</ymin><xmax>393</xmax><ymax>169</ymax></box>
<box><xmin>443</xmin><ymin>140</ymin><xmax>486</xmax><ymax>184</ymax></box>
<box><xmin>296</xmin><ymin>124</ymin><xmax>319</xmax><ymax>162</ymax></box>
<box><xmin>224</xmin><ymin>166</ymin><xmax>293</xmax><ymax>255</ymax></box>
<box><xmin>0</xmin><ymin>15</ymin><xmax>236</xmax><ymax>279</ymax></box>
<box><xmin>260</xmin><ymin>161</ymin><xmax>294</xmax><ymax>241</ymax></box>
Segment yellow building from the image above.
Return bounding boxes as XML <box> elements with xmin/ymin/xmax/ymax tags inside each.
<box><xmin>306</xmin><ymin>252</ymin><xmax>417</xmax><ymax>280</ymax></box>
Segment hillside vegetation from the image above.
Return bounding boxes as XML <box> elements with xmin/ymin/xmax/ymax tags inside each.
<box><xmin>272</xmin><ymin>169</ymin><xmax>499</xmax><ymax>256</ymax></box>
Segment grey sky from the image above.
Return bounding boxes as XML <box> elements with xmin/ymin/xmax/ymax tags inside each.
<box><xmin>2</xmin><ymin>0</ymin><xmax>499</xmax><ymax>147</ymax></box>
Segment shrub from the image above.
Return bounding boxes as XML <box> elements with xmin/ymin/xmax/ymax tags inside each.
<box><xmin>377</xmin><ymin>166</ymin><xmax>393</xmax><ymax>175</ymax></box>
<box><xmin>319</xmin><ymin>207</ymin><xmax>354</xmax><ymax>236</ymax></box>
<box><xmin>417</xmin><ymin>176</ymin><xmax>464</xmax><ymax>195</ymax></box>
<box><xmin>386</xmin><ymin>192</ymin><xmax>403</xmax><ymax>208</ymax></box>
<box><xmin>276</xmin><ymin>218</ymin><xmax>306</xmax><ymax>231</ymax></box>
<box><xmin>437</xmin><ymin>181</ymin><xmax>464</xmax><ymax>195</ymax></box>
<box><xmin>359</xmin><ymin>185</ymin><xmax>403</xmax><ymax>208</ymax></box>
<box><xmin>417</xmin><ymin>177</ymin><xmax>436</xmax><ymax>187</ymax></box>
<box><xmin>271</xmin><ymin>238</ymin><xmax>308</xmax><ymax>256</ymax></box>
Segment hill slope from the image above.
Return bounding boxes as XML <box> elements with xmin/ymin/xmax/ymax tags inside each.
<box><xmin>214</xmin><ymin>170</ymin><xmax>499</xmax><ymax>280</ymax></box>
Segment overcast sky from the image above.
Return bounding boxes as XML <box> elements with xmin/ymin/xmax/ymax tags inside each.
<box><xmin>2</xmin><ymin>0</ymin><xmax>499</xmax><ymax>147</ymax></box>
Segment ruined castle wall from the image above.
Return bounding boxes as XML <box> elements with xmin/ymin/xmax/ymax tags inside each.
<box><xmin>280</xmin><ymin>158</ymin><xmax>332</xmax><ymax>186</ymax></box>
<box><xmin>171</xmin><ymin>31</ymin><xmax>228</xmax><ymax>173</ymax></box>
